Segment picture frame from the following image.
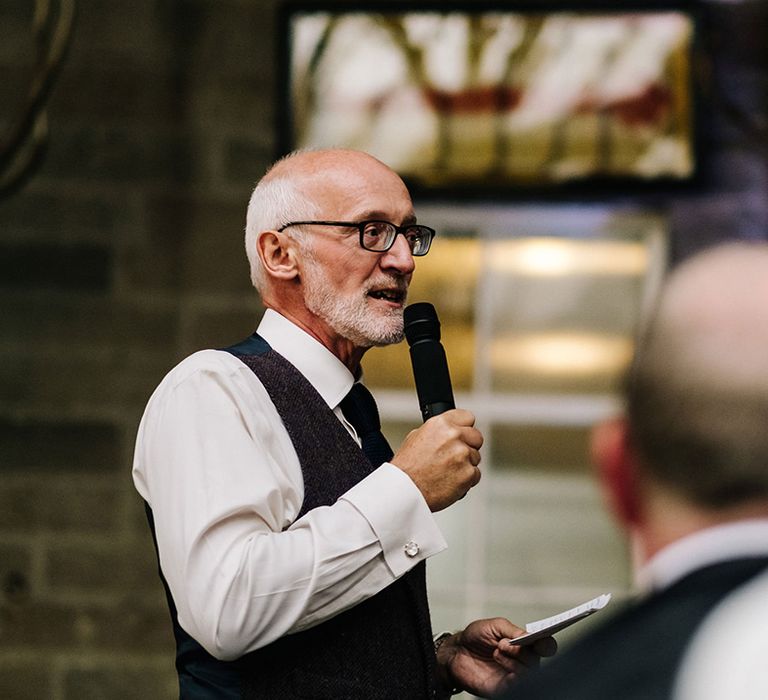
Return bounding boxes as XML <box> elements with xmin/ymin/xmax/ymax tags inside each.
<box><xmin>277</xmin><ymin>1</ymin><xmax>701</xmax><ymax>200</ymax></box>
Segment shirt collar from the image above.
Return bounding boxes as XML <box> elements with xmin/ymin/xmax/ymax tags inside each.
<box><xmin>256</xmin><ymin>309</ymin><xmax>355</xmax><ymax>410</ymax></box>
<box><xmin>637</xmin><ymin>518</ymin><xmax>768</xmax><ymax>593</ymax></box>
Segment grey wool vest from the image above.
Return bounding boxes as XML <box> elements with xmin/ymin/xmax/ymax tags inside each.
<box><xmin>232</xmin><ymin>334</ymin><xmax>437</xmax><ymax>699</ymax></box>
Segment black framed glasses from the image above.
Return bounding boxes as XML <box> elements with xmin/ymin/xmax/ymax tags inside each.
<box><xmin>277</xmin><ymin>220</ymin><xmax>435</xmax><ymax>256</ymax></box>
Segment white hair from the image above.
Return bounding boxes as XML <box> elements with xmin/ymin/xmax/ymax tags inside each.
<box><xmin>244</xmin><ymin>153</ymin><xmax>320</xmax><ymax>292</ymax></box>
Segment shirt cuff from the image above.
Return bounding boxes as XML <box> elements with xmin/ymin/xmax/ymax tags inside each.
<box><xmin>340</xmin><ymin>462</ymin><xmax>447</xmax><ymax>578</ymax></box>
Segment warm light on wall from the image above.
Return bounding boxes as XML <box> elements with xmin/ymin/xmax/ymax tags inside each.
<box><xmin>487</xmin><ymin>238</ymin><xmax>649</xmax><ymax>276</ymax></box>
<box><xmin>490</xmin><ymin>332</ymin><xmax>634</xmax><ymax>377</ymax></box>
<box><xmin>366</xmin><ymin>228</ymin><xmax>661</xmax><ymax>393</ymax></box>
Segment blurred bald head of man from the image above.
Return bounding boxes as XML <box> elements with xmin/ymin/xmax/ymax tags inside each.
<box><xmin>593</xmin><ymin>241</ymin><xmax>768</xmax><ymax>561</ymax></box>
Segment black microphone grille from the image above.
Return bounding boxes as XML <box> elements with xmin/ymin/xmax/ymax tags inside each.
<box><xmin>404</xmin><ymin>302</ymin><xmax>441</xmax><ymax>346</ymax></box>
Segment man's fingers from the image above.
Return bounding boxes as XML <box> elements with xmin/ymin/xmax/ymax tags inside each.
<box><xmin>500</xmin><ymin>634</ymin><xmax>558</xmax><ymax>668</ymax></box>
<box><xmin>504</xmin><ymin>644</ymin><xmax>545</xmax><ymax>669</ymax></box>
<box><xmin>449</xmin><ymin>408</ymin><xmax>476</xmax><ymax>426</ymax></box>
<box><xmin>491</xmin><ymin>648</ymin><xmax>520</xmax><ymax>672</ymax></box>
<box><xmin>532</xmin><ymin>635</ymin><xmax>558</xmax><ymax>658</ymax></box>
<box><xmin>430</xmin><ymin>408</ymin><xmax>476</xmax><ymax>428</ymax></box>
<box><xmin>462</xmin><ymin>426</ymin><xmax>484</xmax><ymax>450</ymax></box>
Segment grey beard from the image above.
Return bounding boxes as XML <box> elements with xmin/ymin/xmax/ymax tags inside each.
<box><xmin>305</xmin><ymin>288</ymin><xmax>406</xmax><ymax>348</ymax></box>
<box><xmin>299</xmin><ymin>240</ymin><xmax>407</xmax><ymax>348</ymax></box>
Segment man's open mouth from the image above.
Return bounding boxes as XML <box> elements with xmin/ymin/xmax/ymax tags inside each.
<box><xmin>368</xmin><ymin>288</ymin><xmax>406</xmax><ymax>304</ymax></box>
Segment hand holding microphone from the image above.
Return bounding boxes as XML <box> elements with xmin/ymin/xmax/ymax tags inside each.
<box><xmin>390</xmin><ymin>303</ymin><xmax>483</xmax><ymax>512</ymax></box>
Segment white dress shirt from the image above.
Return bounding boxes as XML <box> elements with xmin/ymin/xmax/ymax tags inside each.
<box><xmin>132</xmin><ymin>309</ymin><xmax>446</xmax><ymax>661</ymax></box>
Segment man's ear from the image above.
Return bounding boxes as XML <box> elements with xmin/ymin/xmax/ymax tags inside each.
<box><xmin>591</xmin><ymin>416</ymin><xmax>642</xmax><ymax>528</ymax></box>
<box><xmin>256</xmin><ymin>230</ymin><xmax>299</xmax><ymax>281</ymax></box>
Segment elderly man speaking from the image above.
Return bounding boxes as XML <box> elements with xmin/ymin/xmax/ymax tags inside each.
<box><xmin>133</xmin><ymin>149</ymin><xmax>554</xmax><ymax>699</ymax></box>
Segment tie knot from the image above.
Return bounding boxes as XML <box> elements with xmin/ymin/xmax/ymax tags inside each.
<box><xmin>340</xmin><ymin>383</ymin><xmax>380</xmax><ymax>437</ymax></box>
<box><xmin>339</xmin><ymin>383</ymin><xmax>394</xmax><ymax>467</ymax></box>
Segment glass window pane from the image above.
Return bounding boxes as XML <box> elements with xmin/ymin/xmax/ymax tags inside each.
<box><xmin>365</xmin><ymin>238</ymin><xmax>479</xmax><ymax>390</ymax></box>
<box><xmin>491</xmin><ymin>424</ymin><xmax>592</xmax><ymax>473</ymax></box>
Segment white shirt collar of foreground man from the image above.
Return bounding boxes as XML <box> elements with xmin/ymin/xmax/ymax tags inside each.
<box><xmin>636</xmin><ymin>518</ymin><xmax>768</xmax><ymax>594</ymax></box>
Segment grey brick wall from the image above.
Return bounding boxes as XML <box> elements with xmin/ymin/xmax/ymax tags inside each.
<box><xmin>0</xmin><ymin>1</ymin><xmax>271</xmax><ymax>697</ymax></box>
<box><xmin>0</xmin><ymin>1</ymin><xmax>765</xmax><ymax>698</ymax></box>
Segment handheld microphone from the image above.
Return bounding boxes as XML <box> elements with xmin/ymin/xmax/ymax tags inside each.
<box><xmin>404</xmin><ymin>302</ymin><xmax>455</xmax><ymax>422</ymax></box>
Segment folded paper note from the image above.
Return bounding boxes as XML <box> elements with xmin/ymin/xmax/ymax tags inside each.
<box><xmin>510</xmin><ymin>593</ymin><xmax>612</xmax><ymax>646</ymax></box>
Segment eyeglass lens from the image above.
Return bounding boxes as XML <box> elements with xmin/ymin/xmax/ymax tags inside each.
<box><xmin>361</xmin><ymin>222</ymin><xmax>431</xmax><ymax>255</ymax></box>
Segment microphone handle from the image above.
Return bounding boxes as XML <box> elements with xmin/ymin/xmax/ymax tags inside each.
<box><xmin>409</xmin><ymin>338</ymin><xmax>455</xmax><ymax>422</ymax></box>
<box><xmin>421</xmin><ymin>401</ymin><xmax>455</xmax><ymax>421</ymax></box>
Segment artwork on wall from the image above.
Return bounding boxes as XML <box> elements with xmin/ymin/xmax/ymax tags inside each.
<box><xmin>278</xmin><ymin>1</ymin><xmax>699</xmax><ymax>198</ymax></box>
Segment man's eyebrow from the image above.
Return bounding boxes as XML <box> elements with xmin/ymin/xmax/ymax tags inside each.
<box><xmin>355</xmin><ymin>211</ymin><xmax>418</xmax><ymax>224</ymax></box>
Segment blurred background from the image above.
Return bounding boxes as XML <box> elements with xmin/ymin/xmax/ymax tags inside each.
<box><xmin>0</xmin><ymin>1</ymin><xmax>766</xmax><ymax>698</ymax></box>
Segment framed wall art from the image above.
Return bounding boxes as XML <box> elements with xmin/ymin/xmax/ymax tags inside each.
<box><xmin>277</xmin><ymin>1</ymin><xmax>700</xmax><ymax>198</ymax></box>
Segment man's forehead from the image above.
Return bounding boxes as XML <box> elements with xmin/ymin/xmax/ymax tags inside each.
<box><xmin>299</xmin><ymin>160</ymin><xmax>413</xmax><ymax>214</ymax></box>
<box><xmin>300</xmin><ymin>155</ymin><xmax>401</xmax><ymax>186</ymax></box>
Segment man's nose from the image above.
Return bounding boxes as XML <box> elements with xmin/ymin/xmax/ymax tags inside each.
<box><xmin>380</xmin><ymin>233</ymin><xmax>416</xmax><ymax>273</ymax></box>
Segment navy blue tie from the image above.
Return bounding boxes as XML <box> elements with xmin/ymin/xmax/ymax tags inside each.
<box><xmin>340</xmin><ymin>383</ymin><xmax>394</xmax><ymax>467</ymax></box>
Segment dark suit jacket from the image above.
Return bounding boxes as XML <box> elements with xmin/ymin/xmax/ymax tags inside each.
<box><xmin>501</xmin><ymin>556</ymin><xmax>768</xmax><ymax>700</ymax></box>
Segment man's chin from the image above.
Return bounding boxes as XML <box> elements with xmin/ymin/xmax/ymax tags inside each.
<box><xmin>319</xmin><ymin>298</ymin><xmax>405</xmax><ymax>349</ymax></box>
<box><xmin>352</xmin><ymin>322</ymin><xmax>404</xmax><ymax>348</ymax></box>
<box><xmin>347</xmin><ymin>317</ymin><xmax>404</xmax><ymax>349</ymax></box>
<box><xmin>369</xmin><ymin>330</ymin><xmax>405</xmax><ymax>348</ymax></box>
<box><xmin>358</xmin><ymin>303</ymin><xmax>405</xmax><ymax>346</ymax></box>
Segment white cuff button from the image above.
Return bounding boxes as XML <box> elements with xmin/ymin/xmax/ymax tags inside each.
<box><xmin>404</xmin><ymin>540</ymin><xmax>419</xmax><ymax>557</ymax></box>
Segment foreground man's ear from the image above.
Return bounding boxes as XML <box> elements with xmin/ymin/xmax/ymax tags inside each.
<box><xmin>257</xmin><ymin>230</ymin><xmax>300</xmax><ymax>281</ymax></box>
<box><xmin>591</xmin><ymin>416</ymin><xmax>642</xmax><ymax>528</ymax></box>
